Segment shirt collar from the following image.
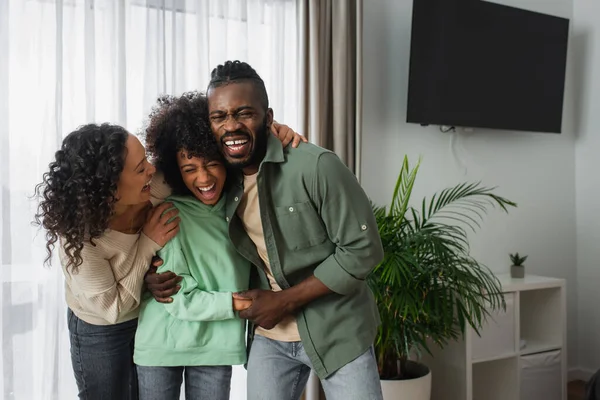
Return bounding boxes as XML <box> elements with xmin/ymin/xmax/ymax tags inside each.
<box><xmin>261</xmin><ymin>133</ymin><xmax>285</xmax><ymax>164</ymax></box>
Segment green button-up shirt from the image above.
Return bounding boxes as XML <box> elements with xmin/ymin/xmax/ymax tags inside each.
<box><xmin>225</xmin><ymin>134</ymin><xmax>383</xmax><ymax>378</ymax></box>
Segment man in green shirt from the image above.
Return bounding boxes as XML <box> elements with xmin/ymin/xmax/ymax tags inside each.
<box><xmin>207</xmin><ymin>61</ymin><xmax>384</xmax><ymax>400</ymax></box>
<box><xmin>147</xmin><ymin>61</ymin><xmax>384</xmax><ymax>400</ymax></box>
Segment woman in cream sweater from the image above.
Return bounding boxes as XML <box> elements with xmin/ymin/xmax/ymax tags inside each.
<box><xmin>35</xmin><ymin>123</ymin><xmax>180</xmax><ymax>400</ymax></box>
<box><xmin>34</xmin><ymin>121</ymin><xmax>302</xmax><ymax>400</ymax></box>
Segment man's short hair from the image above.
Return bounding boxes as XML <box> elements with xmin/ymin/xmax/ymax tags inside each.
<box><xmin>208</xmin><ymin>60</ymin><xmax>269</xmax><ymax>109</ymax></box>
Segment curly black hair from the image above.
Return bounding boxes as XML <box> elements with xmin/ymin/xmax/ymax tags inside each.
<box><xmin>208</xmin><ymin>60</ymin><xmax>269</xmax><ymax>109</ymax></box>
<box><xmin>34</xmin><ymin>123</ymin><xmax>129</xmax><ymax>271</ymax></box>
<box><xmin>143</xmin><ymin>91</ymin><xmax>224</xmax><ymax>195</ymax></box>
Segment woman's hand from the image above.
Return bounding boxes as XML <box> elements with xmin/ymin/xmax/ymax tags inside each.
<box><xmin>271</xmin><ymin>121</ymin><xmax>307</xmax><ymax>148</ymax></box>
<box><xmin>142</xmin><ymin>202</ymin><xmax>180</xmax><ymax>247</ymax></box>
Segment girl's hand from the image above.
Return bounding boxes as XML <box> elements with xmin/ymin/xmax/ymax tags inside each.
<box><xmin>233</xmin><ymin>296</ymin><xmax>253</xmax><ymax>311</ymax></box>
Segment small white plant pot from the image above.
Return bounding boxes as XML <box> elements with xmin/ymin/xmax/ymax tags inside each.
<box><xmin>380</xmin><ymin>361</ymin><xmax>431</xmax><ymax>400</ymax></box>
<box><xmin>511</xmin><ymin>265</ymin><xmax>525</xmax><ymax>278</ymax></box>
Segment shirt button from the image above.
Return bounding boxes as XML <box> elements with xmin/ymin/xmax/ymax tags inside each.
<box><xmin>289</xmin><ymin>207</ymin><xmax>294</xmax><ymax>212</ymax></box>
<box><xmin>226</xmin><ymin>217</ymin><xmax>230</xmax><ymax>222</ymax></box>
<box><xmin>361</xmin><ymin>224</ymin><xmax>367</xmax><ymax>231</ymax></box>
<box><xmin>234</xmin><ymin>197</ymin><xmax>239</xmax><ymax>201</ymax></box>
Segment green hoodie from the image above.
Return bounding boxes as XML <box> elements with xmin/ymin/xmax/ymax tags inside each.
<box><xmin>134</xmin><ymin>195</ymin><xmax>251</xmax><ymax>367</ymax></box>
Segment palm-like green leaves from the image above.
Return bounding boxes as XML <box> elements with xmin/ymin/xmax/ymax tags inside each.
<box><xmin>368</xmin><ymin>156</ymin><xmax>517</xmax><ymax>379</ymax></box>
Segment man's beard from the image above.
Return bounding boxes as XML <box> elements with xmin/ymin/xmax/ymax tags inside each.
<box><xmin>223</xmin><ymin>121</ymin><xmax>269</xmax><ymax>170</ymax></box>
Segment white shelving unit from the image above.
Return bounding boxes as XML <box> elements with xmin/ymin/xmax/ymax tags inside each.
<box><xmin>422</xmin><ymin>274</ymin><xmax>566</xmax><ymax>400</ymax></box>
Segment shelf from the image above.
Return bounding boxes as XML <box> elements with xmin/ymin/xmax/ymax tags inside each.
<box><xmin>520</xmin><ymin>340</ymin><xmax>562</xmax><ymax>356</ymax></box>
<box><xmin>496</xmin><ymin>274</ymin><xmax>565</xmax><ymax>292</ymax></box>
<box><xmin>521</xmin><ymin>351</ymin><xmax>563</xmax><ymax>400</ymax></box>
<box><xmin>426</xmin><ymin>274</ymin><xmax>566</xmax><ymax>400</ymax></box>
<box><xmin>473</xmin><ymin>357</ymin><xmax>519</xmax><ymax>400</ymax></box>
<box><xmin>472</xmin><ymin>352</ymin><xmax>518</xmax><ymax>364</ymax></box>
<box><xmin>471</xmin><ymin>292</ymin><xmax>516</xmax><ymax>361</ymax></box>
<box><xmin>520</xmin><ymin>287</ymin><xmax>563</xmax><ymax>355</ymax></box>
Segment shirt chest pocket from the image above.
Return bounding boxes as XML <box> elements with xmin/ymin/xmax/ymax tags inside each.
<box><xmin>274</xmin><ymin>201</ymin><xmax>328</xmax><ymax>250</ymax></box>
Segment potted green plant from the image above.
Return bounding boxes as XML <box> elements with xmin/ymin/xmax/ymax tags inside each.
<box><xmin>368</xmin><ymin>156</ymin><xmax>517</xmax><ymax>400</ymax></box>
<box><xmin>510</xmin><ymin>253</ymin><xmax>528</xmax><ymax>278</ymax></box>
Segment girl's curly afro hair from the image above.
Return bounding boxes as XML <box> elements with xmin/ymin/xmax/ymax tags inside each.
<box><xmin>143</xmin><ymin>91</ymin><xmax>224</xmax><ymax>195</ymax></box>
<box><xmin>34</xmin><ymin>123</ymin><xmax>129</xmax><ymax>271</ymax></box>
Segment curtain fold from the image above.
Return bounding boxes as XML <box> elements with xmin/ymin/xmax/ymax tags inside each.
<box><xmin>84</xmin><ymin>0</ymin><xmax>96</xmax><ymax>121</ymax></box>
<box><xmin>0</xmin><ymin>0</ymin><xmax>9</xmax><ymax>393</ymax></box>
<box><xmin>1</xmin><ymin>1</ymin><xmax>298</xmax><ymax>398</ymax></box>
<box><xmin>298</xmin><ymin>0</ymin><xmax>362</xmax><ymax>177</ymax></box>
<box><xmin>297</xmin><ymin>1</ymin><xmax>363</xmax><ymax>399</ymax></box>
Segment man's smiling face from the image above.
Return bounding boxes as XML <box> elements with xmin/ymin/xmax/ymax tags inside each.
<box><xmin>207</xmin><ymin>81</ymin><xmax>273</xmax><ymax>172</ymax></box>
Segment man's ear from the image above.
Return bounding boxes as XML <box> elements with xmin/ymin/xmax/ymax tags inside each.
<box><xmin>266</xmin><ymin>108</ymin><xmax>274</xmax><ymax>128</ymax></box>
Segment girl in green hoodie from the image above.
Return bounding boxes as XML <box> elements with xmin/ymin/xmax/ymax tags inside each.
<box><xmin>134</xmin><ymin>92</ymin><xmax>252</xmax><ymax>400</ymax></box>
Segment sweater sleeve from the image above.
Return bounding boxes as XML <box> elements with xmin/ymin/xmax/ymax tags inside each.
<box><xmin>160</xmin><ymin>240</ymin><xmax>235</xmax><ymax>322</ymax></box>
<box><xmin>67</xmin><ymin>233</ymin><xmax>162</xmax><ymax>324</ymax></box>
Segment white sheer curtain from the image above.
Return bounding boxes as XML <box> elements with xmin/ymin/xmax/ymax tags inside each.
<box><xmin>0</xmin><ymin>1</ymin><xmax>298</xmax><ymax>398</ymax></box>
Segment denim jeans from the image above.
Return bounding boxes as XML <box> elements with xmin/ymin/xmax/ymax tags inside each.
<box><xmin>67</xmin><ymin>308</ymin><xmax>138</xmax><ymax>400</ymax></box>
<box><xmin>136</xmin><ymin>365</ymin><xmax>232</xmax><ymax>400</ymax></box>
<box><xmin>247</xmin><ymin>335</ymin><xmax>383</xmax><ymax>400</ymax></box>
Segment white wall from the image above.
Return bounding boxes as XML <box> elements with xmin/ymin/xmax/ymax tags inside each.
<box><xmin>573</xmin><ymin>0</ymin><xmax>600</xmax><ymax>377</ymax></box>
<box><xmin>361</xmin><ymin>0</ymin><xmax>579</xmax><ymax>369</ymax></box>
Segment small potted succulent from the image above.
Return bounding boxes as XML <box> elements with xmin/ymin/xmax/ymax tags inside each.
<box><xmin>510</xmin><ymin>253</ymin><xmax>528</xmax><ymax>278</ymax></box>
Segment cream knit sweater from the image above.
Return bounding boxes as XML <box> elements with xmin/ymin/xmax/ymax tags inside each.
<box><xmin>61</xmin><ymin>175</ymin><xmax>171</xmax><ymax>325</ymax></box>
<box><xmin>61</xmin><ymin>232</ymin><xmax>162</xmax><ymax>325</ymax></box>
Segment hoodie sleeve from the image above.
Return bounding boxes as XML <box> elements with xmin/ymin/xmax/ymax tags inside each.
<box><xmin>159</xmin><ymin>239</ymin><xmax>235</xmax><ymax>322</ymax></box>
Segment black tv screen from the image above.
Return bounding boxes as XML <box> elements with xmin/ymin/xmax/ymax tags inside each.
<box><xmin>406</xmin><ymin>0</ymin><xmax>570</xmax><ymax>133</ymax></box>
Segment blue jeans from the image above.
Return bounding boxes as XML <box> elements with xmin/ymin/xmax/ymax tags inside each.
<box><xmin>136</xmin><ymin>365</ymin><xmax>232</xmax><ymax>400</ymax></box>
<box><xmin>247</xmin><ymin>335</ymin><xmax>383</xmax><ymax>400</ymax></box>
<box><xmin>67</xmin><ymin>308</ymin><xmax>138</xmax><ymax>400</ymax></box>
